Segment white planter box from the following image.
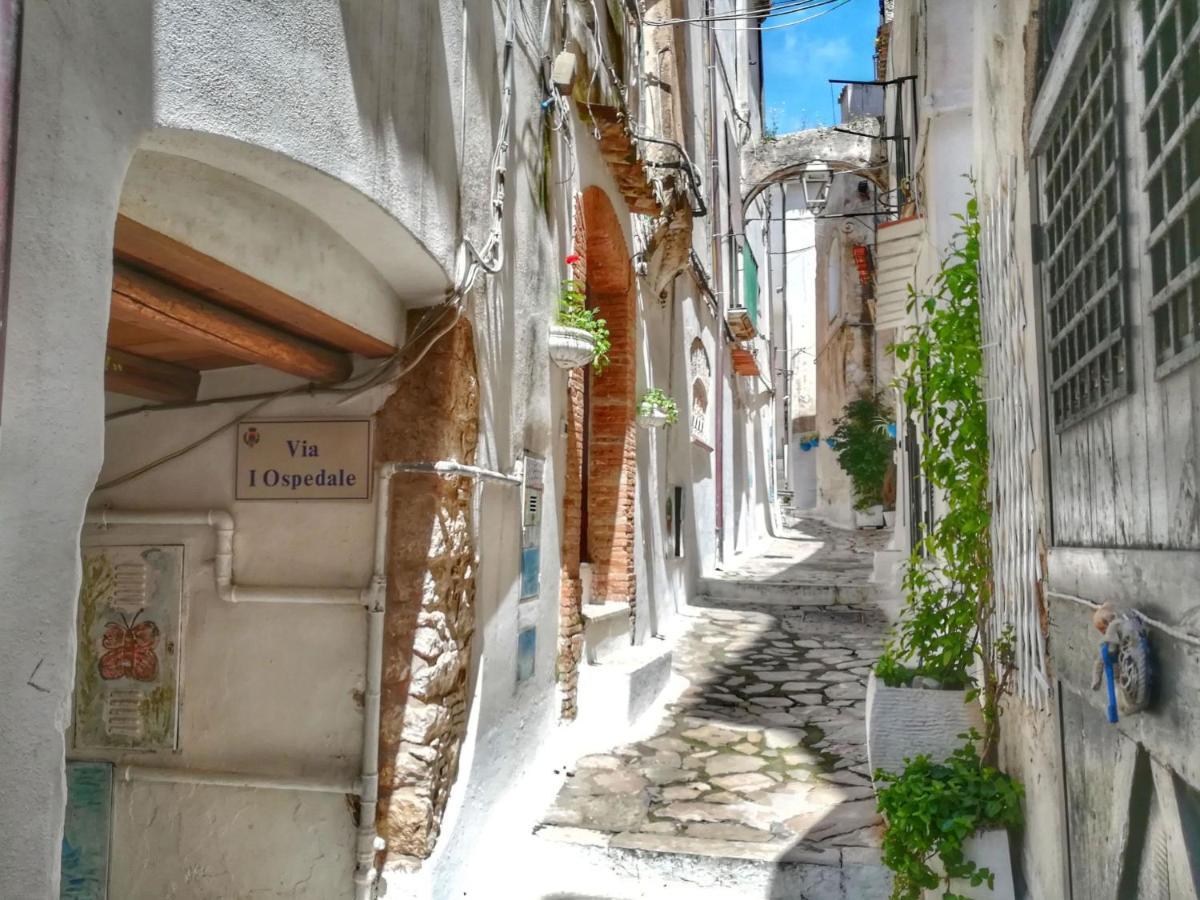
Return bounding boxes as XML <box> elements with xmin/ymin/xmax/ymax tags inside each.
<box><xmin>855</xmin><ymin>505</ymin><xmax>885</xmax><ymax>528</ymax></box>
<box><xmin>636</xmin><ymin>409</ymin><xmax>671</xmax><ymax>429</ymax></box>
<box><xmin>548</xmin><ymin>324</ymin><xmax>597</xmax><ymax>370</ymax></box>
<box><xmin>924</xmin><ymin>829</ymin><xmax>1015</xmax><ymax>900</ymax></box>
<box><xmin>883</xmin><ymin>510</ymin><xmax>897</xmax><ymax>527</ymax></box>
<box><xmin>865</xmin><ymin>671</ymin><xmax>984</xmax><ymax>777</ymax></box>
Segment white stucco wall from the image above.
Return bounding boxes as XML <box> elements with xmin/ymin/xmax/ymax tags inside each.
<box><xmin>90</xmin><ymin>374</ymin><xmax>383</xmax><ymax>899</ymax></box>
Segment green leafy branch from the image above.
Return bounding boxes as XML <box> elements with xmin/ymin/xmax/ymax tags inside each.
<box><xmin>879</xmin><ymin>195</ymin><xmax>992</xmax><ymax>696</ymax></box>
<box><xmin>875</xmin><ymin>734</ymin><xmax>1024</xmax><ymax>900</ymax></box>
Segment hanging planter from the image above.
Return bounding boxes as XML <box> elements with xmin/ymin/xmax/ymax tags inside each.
<box><xmin>548</xmin><ymin>325</ymin><xmax>597</xmax><ymax>370</ymax></box>
<box><xmin>551</xmin><ymin>270</ymin><xmax>610</xmax><ymax>372</ymax></box>
<box><xmin>637</xmin><ymin>389</ymin><xmax>678</xmax><ymax>429</ymax></box>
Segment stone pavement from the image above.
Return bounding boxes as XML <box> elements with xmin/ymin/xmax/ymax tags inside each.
<box><xmin>534</xmin><ymin>520</ymin><xmax>894</xmax><ymax>899</ymax></box>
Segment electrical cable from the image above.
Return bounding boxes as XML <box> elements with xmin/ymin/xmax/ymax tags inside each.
<box><xmin>644</xmin><ymin>0</ymin><xmax>852</xmax><ymax>31</ymax></box>
<box><xmin>644</xmin><ymin>0</ymin><xmax>841</xmax><ymax>26</ymax></box>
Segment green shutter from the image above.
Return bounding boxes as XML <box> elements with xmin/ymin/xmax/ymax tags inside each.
<box><xmin>742</xmin><ymin>243</ymin><xmax>759</xmax><ymax>324</ymax></box>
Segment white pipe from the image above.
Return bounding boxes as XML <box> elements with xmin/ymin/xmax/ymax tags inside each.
<box><xmin>350</xmin><ymin>458</ymin><xmax>522</xmax><ymax>900</ymax></box>
<box><xmin>83</xmin><ymin>509</ymin><xmax>367</xmax><ymax>606</ymax></box>
<box><xmin>119</xmin><ymin>764</ymin><xmax>358</xmax><ymax>795</ymax></box>
<box><xmin>386</xmin><ymin>459</ymin><xmax>523</xmax><ymax>485</ymax></box>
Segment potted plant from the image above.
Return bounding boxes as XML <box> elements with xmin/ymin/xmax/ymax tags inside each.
<box><xmin>549</xmin><ymin>276</ymin><xmax>610</xmax><ymax>372</ymax></box>
<box><xmin>875</xmin><ymin>737</ymin><xmax>1022</xmax><ymax>900</ymax></box>
<box><xmin>831</xmin><ymin>393</ymin><xmax>894</xmax><ymax>528</ymax></box>
<box><xmin>636</xmin><ymin>388</ymin><xmax>678</xmax><ymax>428</ymax></box>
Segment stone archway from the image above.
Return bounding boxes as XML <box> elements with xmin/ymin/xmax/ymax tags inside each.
<box><xmin>557</xmin><ymin>186</ymin><xmax>636</xmax><ymax>719</ymax></box>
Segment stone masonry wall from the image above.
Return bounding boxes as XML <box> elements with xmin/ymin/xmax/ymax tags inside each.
<box><xmin>374</xmin><ymin>314</ymin><xmax>479</xmax><ymax>863</ymax></box>
<box><xmin>557</xmin><ymin>365</ymin><xmax>586</xmax><ymax>719</ymax></box>
<box><xmin>558</xmin><ymin>206</ymin><xmax>588</xmax><ymax>720</ymax></box>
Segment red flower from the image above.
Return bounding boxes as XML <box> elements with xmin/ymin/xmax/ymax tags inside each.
<box><xmin>565</xmin><ymin>254</ymin><xmax>581</xmax><ymax>265</ymax></box>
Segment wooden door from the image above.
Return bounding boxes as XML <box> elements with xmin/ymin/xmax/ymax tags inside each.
<box><xmin>1032</xmin><ymin>2</ymin><xmax>1200</xmax><ymax>895</ymax></box>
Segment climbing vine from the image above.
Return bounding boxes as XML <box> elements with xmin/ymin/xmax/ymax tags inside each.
<box><xmin>874</xmin><ymin>194</ymin><xmax>1023</xmax><ymax>900</ymax></box>
<box><xmin>878</xmin><ymin>195</ymin><xmax>992</xmax><ymax>696</ymax></box>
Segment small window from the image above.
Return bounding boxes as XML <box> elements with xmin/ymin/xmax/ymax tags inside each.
<box><xmin>742</xmin><ymin>243</ymin><xmax>759</xmax><ymax>325</ymax></box>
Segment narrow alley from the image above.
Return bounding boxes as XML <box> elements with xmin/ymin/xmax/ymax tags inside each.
<box><xmin>7</xmin><ymin>1</ymin><xmax>1200</xmax><ymax>897</ymax></box>
<box><xmin>534</xmin><ymin>520</ymin><xmax>892</xmax><ymax>900</ymax></box>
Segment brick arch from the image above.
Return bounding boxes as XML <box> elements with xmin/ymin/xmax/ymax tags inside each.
<box><xmin>556</xmin><ymin>187</ymin><xmax>637</xmax><ymax>719</ymax></box>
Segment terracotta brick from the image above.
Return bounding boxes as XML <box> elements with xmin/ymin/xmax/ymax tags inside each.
<box><xmin>557</xmin><ymin>188</ymin><xmax>639</xmax><ymax>716</ymax></box>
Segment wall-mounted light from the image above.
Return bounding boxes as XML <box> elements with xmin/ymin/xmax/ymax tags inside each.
<box><xmin>801</xmin><ymin>168</ymin><xmax>831</xmax><ymax>212</ymax></box>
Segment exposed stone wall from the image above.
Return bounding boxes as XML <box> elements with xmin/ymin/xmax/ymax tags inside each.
<box><xmin>557</xmin><ymin>199</ymin><xmax>588</xmax><ymax>720</ymax></box>
<box><xmin>374</xmin><ymin>314</ymin><xmax>479</xmax><ymax>863</ymax></box>
<box><xmin>581</xmin><ymin>187</ymin><xmax>637</xmax><ymax>607</ymax></box>
<box><xmin>557</xmin><ymin>366</ymin><xmax>586</xmax><ymax>719</ymax></box>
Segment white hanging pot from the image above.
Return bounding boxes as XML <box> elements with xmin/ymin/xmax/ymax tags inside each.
<box><xmin>636</xmin><ymin>409</ymin><xmax>671</xmax><ymax>429</ymax></box>
<box><xmin>548</xmin><ymin>325</ymin><xmax>597</xmax><ymax>370</ymax></box>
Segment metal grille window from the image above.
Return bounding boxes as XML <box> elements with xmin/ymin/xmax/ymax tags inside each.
<box><xmin>1038</xmin><ymin>11</ymin><xmax>1131</xmax><ymax>430</ymax></box>
<box><xmin>1139</xmin><ymin>0</ymin><xmax>1200</xmax><ymax>372</ymax></box>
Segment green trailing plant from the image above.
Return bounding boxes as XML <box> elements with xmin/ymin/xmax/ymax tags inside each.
<box><xmin>875</xmin><ymin>734</ymin><xmax>1024</xmax><ymax>900</ymax></box>
<box><xmin>873</xmin><ymin>191</ymin><xmax>1024</xmax><ymax>900</ymax></box>
<box><xmin>831</xmin><ymin>393</ymin><xmax>895</xmax><ymax>510</ymax></box>
<box><xmin>557</xmin><ymin>278</ymin><xmax>611</xmax><ymax>373</ymax></box>
<box><xmin>878</xmin><ymin>195</ymin><xmax>992</xmax><ymax>695</ymax></box>
<box><xmin>638</xmin><ymin>388</ymin><xmax>678</xmax><ymax>425</ymax></box>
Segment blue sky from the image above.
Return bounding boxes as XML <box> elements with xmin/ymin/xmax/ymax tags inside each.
<box><xmin>760</xmin><ymin>0</ymin><xmax>879</xmax><ymax>133</ymax></box>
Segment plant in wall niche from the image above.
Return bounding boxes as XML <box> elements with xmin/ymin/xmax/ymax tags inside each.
<box><xmin>875</xmin><ymin>735</ymin><xmax>1024</xmax><ymax>900</ymax></box>
<box><xmin>831</xmin><ymin>393</ymin><xmax>894</xmax><ymax>510</ymax></box>
<box><xmin>550</xmin><ymin>276</ymin><xmax>611</xmax><ymax>372</ymax></box>
<box><xmin>637</xmin><ymin>388</ymin><xmax>678</xmax><ymax>427</ymax></box>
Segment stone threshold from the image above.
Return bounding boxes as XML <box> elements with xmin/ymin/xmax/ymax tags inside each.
<box><xmin>535</xmin><ymin>824</ymin><xmax>882</xmax><ymax>868</ymax></box>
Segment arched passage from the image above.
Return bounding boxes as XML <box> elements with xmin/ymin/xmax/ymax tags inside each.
<box><xmin>556</xmin><ymin>186</ymin><xmax>636</xmax><ymax>719</ymax></box>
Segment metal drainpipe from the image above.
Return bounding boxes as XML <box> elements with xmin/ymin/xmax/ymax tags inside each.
<box><xmin>706</xmin><ymin>2</ymin><xmax>725</xmax><ymax>565</ymax></box>
<box><xmin>0</xmin><ymin>0</ymin><xmax>23</xmax><ymax>430</ymax></box>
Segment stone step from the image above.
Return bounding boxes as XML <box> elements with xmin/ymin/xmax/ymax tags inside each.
<box><xmin>576</xmin><ymin>639</ymin><xmax>674</xmax><ymax>728</ymax></box>
<box><xmin>695</xmin><ymin>577</ymin><xmax>877</xmax><ymax>607</ymax></box>
<box><xmin>533</xmin><ymin>825</ymin><xmax>890</xmax><ymax>900</ymax></box>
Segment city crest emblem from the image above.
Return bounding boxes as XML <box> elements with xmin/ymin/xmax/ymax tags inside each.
<box><xmin>242</xmin><ymin>427</ymin><xmax>260</xmax><ymax>448</ymax></box>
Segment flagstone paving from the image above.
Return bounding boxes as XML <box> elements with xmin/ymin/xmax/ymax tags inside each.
<box><xmin>536</xmin><ymin>520</ymin><xmax>893</xmax><ymax>897</ymax></box>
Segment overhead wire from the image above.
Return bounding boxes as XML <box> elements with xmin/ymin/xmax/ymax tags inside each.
<box><xmin>644</xmin><ymin>0</ymin><xmax>852</xmax><ymax>31</ymax></box>
<box><xmin>644</xmin><ymin>0</ymin><xmax>842</xmax><ymax>25</ymax></box>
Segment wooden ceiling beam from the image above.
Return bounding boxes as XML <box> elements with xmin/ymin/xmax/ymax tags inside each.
<box><xmin>104</xmin><ymin>347</ymin><xmax>201</xmax><ymax>403</ymax></box>
<box><xmin>111</xmin><ymin>264</ymin><xmax>354</xmax><ymax>384</ymax></box>
<box><xmin>114</xmin><ymin>215</ymin><xmax>395</xmax><ymax>358</ymax></box>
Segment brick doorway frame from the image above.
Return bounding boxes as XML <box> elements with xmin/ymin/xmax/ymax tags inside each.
<box><xmin>557</xmin><ymin>186</ymin><xmax>637</xmax><ymax>719</ymax></box>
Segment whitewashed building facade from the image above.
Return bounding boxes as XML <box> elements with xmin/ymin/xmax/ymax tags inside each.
<box><xmin>0</xmin><ymin>2</ymin><xmax>778</xmax><ymax>898</ymax></box>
